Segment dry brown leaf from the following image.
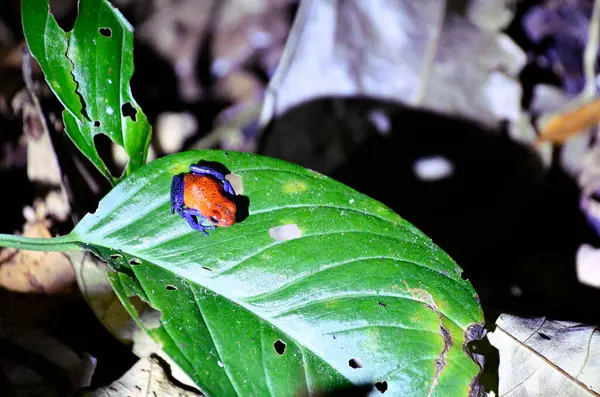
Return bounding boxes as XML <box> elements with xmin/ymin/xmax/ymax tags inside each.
<box><xmin>155</xmin><ymin>112</ymin><xmax>197</xmax><ymax>154</ymax></box>
<box><xmin>81</xmin><ymin>356</ymin><xmax>198</xmax><ymax>397</ymax></box>
<box><xmin>214</xmin><ymin>70</ymin><xmax>263</xmax><ymax>104</ymax></box>
<box><xmin>537</xmin><ymin>97</ymin><xmax>600</xmax><ymax>143</ymax></box>
<box><xmin>137</xmin><ymin>0</ymin><xmax>293</xmax><ymax>102</ymax></box>
<box><xmin>212</xmin><ymin>0</ymin><xmax>292</xmax><ymax>77</ymax></box>
<box><xmin>0</xmin><ymin>325</ymin><xmax>96</xmax><ymax>396</ymax></box>
<box><xmin>0</xmin><ymin>222</ymin><xmax>75</xmax><ymax>294</ymax></box>
<box><xmin>137</xmin><ymin>0</ymin><xmax>215</xmax><ymax>102</ymax></box>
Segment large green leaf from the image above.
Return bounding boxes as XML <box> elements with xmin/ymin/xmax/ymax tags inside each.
<box><xmin>0</xmin><ymin>151</ymin><xmax>484</xmax><ymax>396</ymax></box>
<box><xmin>22</xmin><ymin>0</ymin><xmax>151</xmax><ymax>184</ymax></box>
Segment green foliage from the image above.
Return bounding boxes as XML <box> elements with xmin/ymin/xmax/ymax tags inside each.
<box><xmin>15</xmin><ymin>1</ymin><xmax>484</xmax><ymax>395</ymax></box>
<box><xmin>22</xmin><ymin>0</ymin><xmax>151</xmax><ymax>184</ymax></box>
<box><xmin>0</xmin><ymin>151</ymin><xmax>483</xmax><ymax>395</ymax></box>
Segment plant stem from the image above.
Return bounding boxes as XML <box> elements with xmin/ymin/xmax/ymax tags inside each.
<box><xmin>0</xmin><ymin>233</ymin><xmax>82</xmax><ymax>252</ymax></box>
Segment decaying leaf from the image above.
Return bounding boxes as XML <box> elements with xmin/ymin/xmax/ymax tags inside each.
<box><xmin>576</xmin><ymin>244</ymin><xmax>600</xmax><ymax>289</ymax></box>
<box><xmin>156</xmin><ymin>112</ymin><xmax>197</xmax><ymax>154</ymax></box>
<box><xmin>537</xmin><ymin>97</ymin><xmax>600</xmax><ymax>143</ymax></box>
<box><xmin>0</xmin><ymin>324</ymin><xmax>96</xmax><ymax>395</ymax></box>
<box><xmin>579</xmin><ymin>140</ymin><xmax>600</xmax><ymax>236</ymax></box>
<box><xmin>80</xmin><ymin>355</ymin><xmax>198</xmax><ymax>397</ymax></box>
<box><xmin>488</xmin><ymin>314</ymin><xmax>600</xmax><ymax>397</ymax></box>
<box><xmin>261</xmin><ymin>0</ymin><xmax>525</xmax><ymax>129</ymax></box>
<box><xmin>0</xmin><ymin>222</ymin><xmax>75</xmax><ymax>294</ymax></box>
<box><xmin>137</xmin><ymin>0</ymin><xmax>294</xmax><ymax>102</ymax></box>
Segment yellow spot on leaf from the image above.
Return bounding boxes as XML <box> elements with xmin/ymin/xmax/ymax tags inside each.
<box><xmin>283</xmin><ymin>180</ymin><xmax>307</xmax><ymax>194</ymax></box>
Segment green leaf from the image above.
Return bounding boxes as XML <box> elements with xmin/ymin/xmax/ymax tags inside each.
<box><xmin>0</xmin><ymin>151</ymin><xmax>484</xmax><ymax>395</ymax></box>
<box><xmin>22</xmin><ymin>0</ymin><xmax>151</xmax><ymax>184</ymax></box>
<box><xmin>76</xmin><ymin>151</ymin><xmax>485</xmax><ymax>396</ymax></box>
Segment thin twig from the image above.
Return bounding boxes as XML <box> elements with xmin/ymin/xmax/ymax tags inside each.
<box><xmin>582</xmin><ymin>0</ymin><xmax>600</xmax><ymax>100</ymax></box>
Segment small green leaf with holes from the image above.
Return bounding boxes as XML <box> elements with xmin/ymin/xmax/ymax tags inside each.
<box><xmin>22</xmin><ymin>0</ymin><xmax>151</xmax><ymax>184</ymax></box>
<box><xmin>0</xmin><ymin>151</ymin><xmax>485</xmax><ymax>396</ymax></box>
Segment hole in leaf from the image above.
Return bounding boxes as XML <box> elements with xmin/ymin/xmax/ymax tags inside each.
<box><xmin>128</xmin><ymin>296</ymin><xmax>161</xmax><ymax>329</ymax></box>
<box><xmin>129</xmin><ymin>258</ymin><xmax>142</xmax><ymax>266</ymax></box>
<box><xmin>109</xmin><ymin>254</ymin><xmax>122</xmax><ymax>260</ymax></box>
<box><xmin>225</xmin><ymin>173</ymin><xmax>243</xmax><ymax>195</ymax></box>
<box><xmin>273</xmin><ymin>340</ymin><xmax>286</xmax><ymax>355</ymax></box>
<box><xmin>121</xmin><ymin>102</ymin><xmax>137</xmax><ymax>121</ymax></box>
<box><xmin>202</xmin><ymin>266</ymin><xmax>213</xmax><ymax>272</ymax></box>
<box><xmin>269</xmin><ymin>224</ymin><xmax>302</xmax><ymax>241</ymax></box>
<box><xmin>94</xmin><ymin>120</ymin><xmax>101</xmax><ymax>127</ymax></box>
<box><xmin>93</xmin><ymin>134</ymin><xmax>127</xmax><ymax>178</ymax></box>
<box><xmin>375</xmin><ymin>381</ymin><xmax>388</xmax><ymax>393</ymax></box>
<box><xmin>538</xmin><ymin>332</ymin><xmax>551</xmax><ymax>340</ymax></box>
<box><xmin>348</xmin><ymin>358</ymin><xmax>363</xmax><ymax>369</ymax></box>
<box><xmin>165</xmin><ymin>285</ymin><xmax>177</xmax><ymax>291</ymax></box>
<box><xmin>99</xmin><ymin>27</ymin><xmax>112</xmax><ymax>37</ymax></box>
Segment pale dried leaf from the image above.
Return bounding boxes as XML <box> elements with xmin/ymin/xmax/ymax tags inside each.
<box><xmin>138</xmin><ymin>0</ymin><xmax>215</xmax><ymax>101</ymax></box>
<box><xmin>530</xmin><ymin>84</ymin><xmax>592</xmax><ymax>175</ymax></box>
<box><xmin>488</xmin><ymin>314</ymin><xmax>600</xmax><ymax>396</ymax></box>
<box><xmin>138</xmin><ymin>0</ymin><xmax>293</xmax><ymax>102</ymax></box>
<box><xmin>70</xmin><ymin>252</ymin><xmax>166</xmax><ymax>357</ymax></box>
<box><xmin>0</xmin><ymin>324</ymin><xmax>96</xmax><ymax>395</ymax></box>
<box><xmin>576</xmin><ymin>244</ymin><xmax>600</xmax><ymax>288</ymax></box>
<box><xmin>579</xmin><ymin>144</ymin><xmax>600</xmax><ymax>236</ymax></box>
<box><xmin>81</xmin><ymin>356</ymin><xmax>198</xmax><ymax>397</ymax></box>
<box><xmin>261</xmin><ymin>0</ymin><xmax>525</xmax><ymax>129</ymax></box>
<box><xmin>0</xmin><ymin>222</ymin><xmax>75</xmax><ymax>293</ymax></box>
<box><xmin>212</xmin><ymin>0</ymin><xmax>292</xmax><ymax>78</ymax></box>
<box><xmin>156</xmin><ymin>112</ymin><xmax>197</xmax><ymax>154</ymax></box>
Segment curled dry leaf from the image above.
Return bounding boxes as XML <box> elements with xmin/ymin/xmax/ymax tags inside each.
<box><xmin>579</xmin><ymin>140</ymin><xmax>600</xmax><ymax>237</ymax></box>
<box><xmin>488</xmin><ymin>314</ymin><xmax>600</xmax><ymax>396</ymax></box>
<box><xmin>536</xmin><ymin>97</ymin><xmax>600</xmax><ymax>144</ymax></box>
<box><xmin>262</xmin><ymin>0</ymin><xmax>525</xmax><ymax>129</ymax></box>
<box><xmin>212</xmin><ymin>0</ymin><xmax>292</xmax><ymax>78</ymax></box>
<box><xmin>0</xmin><ymin>222</ymin><xmax>75</xmax><ymax>294</ymax></box>
<box><xmin>156</xmin><ymin>112</ymin><xmax>197</xmax><ymax>154</ymax></box>
<box><xmin>576</xmin><ymin>244</ymin><xmax>600</xmax><ymax>289</ymax></box>
<box><xmin>81</xmin><ymin>355</ymin><xmax>198</xmax><ymax>397</ymax></box>
<box><xmin>0</xmin><ymin>324</ymin><xmax>96</xmax><ymax>395</ymax></box>
<box><xmin>137</xmin><ymin>0</ymin><xmax>294</xmax><ymax>102</ymax></box>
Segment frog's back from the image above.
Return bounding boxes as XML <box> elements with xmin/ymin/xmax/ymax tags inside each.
<box><xmin>183</xmin><ymin>173</ymin><xmax>224</xmax><ymax>212</ymax></box>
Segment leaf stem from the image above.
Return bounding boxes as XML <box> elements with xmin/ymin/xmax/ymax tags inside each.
<box><xmin>0</xmin><ymin>233</ymin><xmax>82</xmax><ymax>252</ymax></box>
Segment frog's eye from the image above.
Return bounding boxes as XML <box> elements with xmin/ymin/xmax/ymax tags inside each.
<box><xmin>209</xmin><ymin>210</ymin><xmax>221</xmax><ymax>224</ymax></box>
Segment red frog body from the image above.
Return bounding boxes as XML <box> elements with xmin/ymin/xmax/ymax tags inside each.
<box><xmin>171</xmin><ymin>164</ymin><xmax>237</xmax><ymax>235</ymax></box>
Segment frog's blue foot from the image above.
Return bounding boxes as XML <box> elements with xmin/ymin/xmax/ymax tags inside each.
<box><xmin>190</xmin><ymin>164</ymin><xmax>236</xmax><ymax>196</ymax></box>
<box><xmin>177</xmin><ymin>207</ymin><xmax>216</xmax><ymax>236</ymax></box>
<box><xmin>170</xmin><ymin>174</ymin><xmax>185</xmax><ymax>215</ymax></box>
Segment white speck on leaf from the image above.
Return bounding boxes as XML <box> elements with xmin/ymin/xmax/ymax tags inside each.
<box><xmin>349</xmin><ymin>199</ymin><xmax>355</xmax><ymax>204</ymax></box>
<box><xmin>108</xmin><ymin>79</ymin><xmax>112</xmax><ymax>84</ymax></box>
<box><xmin>269</xmin><ymin>224</ymin><xmax>302</xmax><ymax>241</ymax></box>
<box><xmin>106</xmin><ymin>106</ymin><xmax>114</xmax><ymax>115</ymax></box>
<box><xmin>217</xmin><ymin>360</ymin><xmax>224</xmax><ymax>368</ymax></box>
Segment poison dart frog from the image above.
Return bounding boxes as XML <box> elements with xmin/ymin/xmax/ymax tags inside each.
<box><xmin>170</xmin><ymin>164</ymin><xmax>237</xmax><ymax>235</ymax></box>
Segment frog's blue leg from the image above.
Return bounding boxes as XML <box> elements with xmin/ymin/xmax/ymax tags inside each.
<box><xmin>170</xmin><ymin>175</ymin><xmax>185</xmax><ymax>215</ymax></box>
<box><xmin>190</xmin><ymin>164</ymin><xmax>236</xmax><ymax>196</ymax></box>
<box><xmin>177</xmin><ymin>208</ymin><xmax>216</xmax><ymax>236</ymax></box>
